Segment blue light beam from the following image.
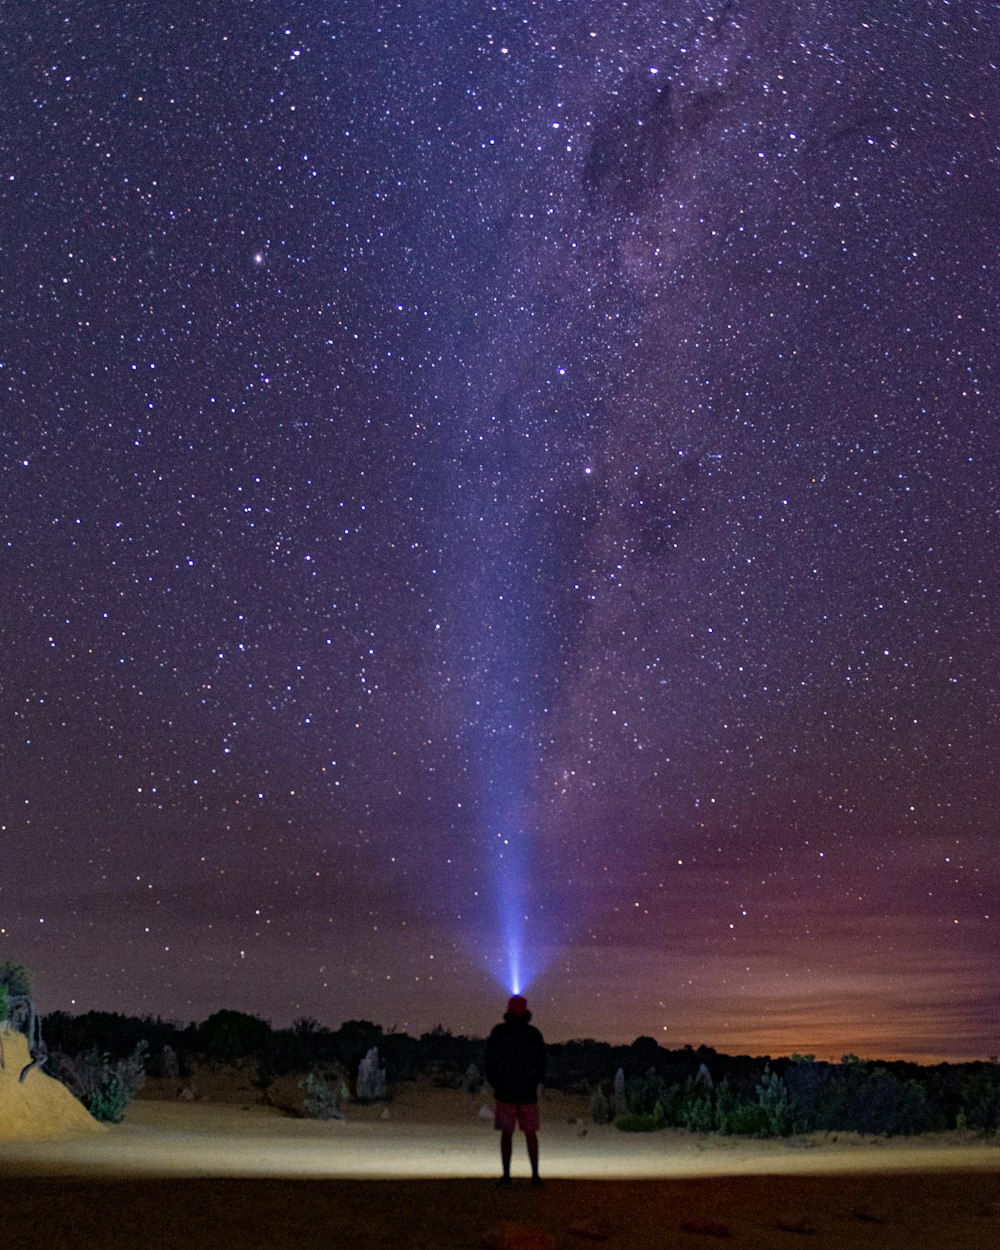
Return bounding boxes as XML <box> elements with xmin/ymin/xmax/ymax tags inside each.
<box><xmin>481</xmin><ymin>716</ymin><xmax>547</xmax><ymax>996</ymax></box>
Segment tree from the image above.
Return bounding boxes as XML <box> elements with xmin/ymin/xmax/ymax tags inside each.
<box><xmin>0</xmin><ymin>962</ymin><xmax>31</xmax><ymax>998</ymax></box>
<box><xmin>196</xmin><ymin>1010</ymin><xmax>271</xmax><ymax>1062</ymax></box>
<box><xmin>333</xmin><ymin>1020</ymin><xmax>384</xmax><ymax>1074</ymax></box>
<box><xmin>630</xmin><ymin>1036</ymin><xmax>662</xmax><ymax>1071</ymax></box>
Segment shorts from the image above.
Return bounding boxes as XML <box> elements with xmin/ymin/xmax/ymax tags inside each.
<box><xmin>494</xmin><ymin>1101</ymin><xmax>540</xmax><ymax>1134</ymax></box>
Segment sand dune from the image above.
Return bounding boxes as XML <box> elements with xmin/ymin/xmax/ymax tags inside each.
<box><xmin>0</xmin><ymin>1028</ymin><xmax>104</xmax><ymax>1141</ymax></box>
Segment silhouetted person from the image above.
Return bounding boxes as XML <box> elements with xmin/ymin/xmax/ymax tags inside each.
<box><xmin>484</xmin><ymin>994</ymin><xmax>547</xmax><ymax>1186</ymax></box>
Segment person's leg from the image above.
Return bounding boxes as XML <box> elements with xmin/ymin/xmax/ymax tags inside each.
<box><xmin>525</xmin><ymin>1129</ymin><xmax>540</xmax><ymax>1181</ymax></box>
<box><xmin>494</xmin><ymin>1101</ymin><xmax>516</xmax><ymax>1184</ymax></box>
<box><xmin>499</xmin><ymin>1130</ymin><xmax>513</xmax><ymax>1182</ymax></box>
<box><xmin>516</xmin><ymin>1103</ymin><xmax>541</xmax><ymax>1183</ymax></box>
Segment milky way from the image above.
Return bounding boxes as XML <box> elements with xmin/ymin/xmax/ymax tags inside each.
<box><xmin>3</xmin><ymin>1</ymin><xmax>997</xmax><ymax>1060</ymax></box>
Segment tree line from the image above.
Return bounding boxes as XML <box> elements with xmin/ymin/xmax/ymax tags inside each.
<box><xmin>36</xmin><ymin>1007</ymin><xmax>1000</xmax><ymax>1135</ymax></box>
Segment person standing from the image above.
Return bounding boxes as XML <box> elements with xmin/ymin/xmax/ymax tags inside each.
<box><xmin>484</xmin><ymin>994</ymin><xmax>547</xmax><ymax>1186</ymax></box>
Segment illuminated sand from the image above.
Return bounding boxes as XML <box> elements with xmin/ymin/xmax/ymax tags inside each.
<box><xmin>2</xmin><ymin>1080</ymin><xmax>998</xmax><ymax>1247</ymax></box>
<box><xmin>2</xmin><ymin>1096</ymin><xmax>999</xmax><ymax>1181</ymax></box>
<box><xmin>0</xmin><ymin>1028</ymin><xmax>104</xmax><ymax>1141</ymax></box>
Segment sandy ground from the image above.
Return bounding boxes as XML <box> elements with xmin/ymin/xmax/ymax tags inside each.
<box><xmin>2</xmin><ymin>1059</ymin><xmax>999</xmax><ymax>1247</ymax></box>
<box><xmin>0</xmin><ymin>1027</ymin><xmax>104</xmax><ymax>1140</ymax></box>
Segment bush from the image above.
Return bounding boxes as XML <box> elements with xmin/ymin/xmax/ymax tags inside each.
<box><xmin>853</xmin><ymin>1068</ymin><xmax>928</xmax><ymax>1135</ymax></box>
<box><xmin>615</xmin><ymin>1112</ymin><xmax>662</xmax><ymax>1132</ymax></box>
<box><xmin>781</xmin><ymin>1057</ymin><xmax>928</xmax><ymax>1135</ymax></box>
<box><xmin>650</xmin><ymin>1083</ymin><xmax>686</xmax><ymax>1127</ymax></box>
<box><xmin>51</xmin><ymin>1041</ymin><xmax>148</xmax><ymax>1123</ymax></box>
<box><xmin>300</xmin><ymin>1071</ymin><xmax>344</xmax><ymax>1120</ymax></box>
<box><xmin>711</xmin><ymin>1078</ymin><xmax>738</xmax><ymax>1129</ymax></box>
<box><xmin>756</xmin><ymin>1069</ymin><xmax>795</xmax><ymax>1136</ymax></box>
<box><xmin>958</xmin><ymin>1070</ymin><xmax>1000</xmax><ymax>1134</ymax></box>
<box><xmin>89</xmin><ymin>1070</ymin><xmax>137</xmax><ymax>1123</ymax></box>
<box><xmin>0</xmin><ymin>963</ymin><xmax>31</xmax><ymax>999</ymax></box>
<box><xmin>719</xmin><ymin>1102</ymin><xmax>773</xmax><ymax>1136</ymax></box>
<box><xmin>0</xmin><ymin>963</ymin><xmax>31</xmax><ymax>1029</ymax></box>
<box><xmin>681</xmin><ymin>1087</ymin><xmax>716</xmax><ymax>1133</ymax></box>
<box><xmin>626</xmin><ymin>1071</ymin><xmax>668</xmax><ymax>1116</ymax></box>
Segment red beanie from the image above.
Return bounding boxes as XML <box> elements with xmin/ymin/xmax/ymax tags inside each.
<box><xmin>506</xmin><ymin>994</ymin><xmax>529</xmax><ymax>1016</ymax></box>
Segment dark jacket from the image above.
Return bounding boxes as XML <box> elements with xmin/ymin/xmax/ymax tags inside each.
<box><xmin>484</xmin><ymin>1014</ymin><xmax>547</xmax><ymax>1104</ymax></box>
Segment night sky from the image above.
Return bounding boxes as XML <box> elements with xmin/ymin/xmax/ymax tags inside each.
<box><xmin>3</xmin><ymin>1</ymin><xmax>998</xmax><ymax>1063</ymax></box>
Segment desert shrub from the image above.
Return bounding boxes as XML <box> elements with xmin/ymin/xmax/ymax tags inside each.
<box><xmin>300</xmin><ymin>1071</ymin><xmax>344</xmax><ymax>1119</ymax></box>
<box><xmin>781</xmin><ymin>1058</ymin><xmax>928</xmax><ymax>1135</ymax></box>
<box><xmin>680</xmin><ymin>1085</ymin><xmax>716</xmax><ymax>1133</ymax></box>
<box><xmin>707</xmin><ymin>1071</ymin><xmax>790</xmax><ymax>1138</ymax></box>
<box><xmin>0</xmin><ymin>962</ymin><xmax>31</xmax><ymax>998</ymax></box>
<box><xmin>89</xmin><ymin>1072</ymin><xmax>135</xmax><ymax>1123</ymax></box>
<box><xmin>0</xmin><ymin>963</ymin><xmax>31</xmax><ymax>1031</ymax></box>
<box><xmin>719</xmin><ymin>1102</ymin><xmax>772</xmax><ymax>1136</ymax></box>
<box><xmin>650</xmin><ymin>1082</ymin><xmax>686</xmax><ymax>1127</ymax></box>
<box><xmin>590</xmin><ymin>1085</ymin><xmax>612</xmax><ymax>1124</ymax></box>
<box><xmin>781</xmin><ymin>1057</ymin><xmax>827</xmax><ymax>1131</ymax></box>
<box><xmin>51</xmin><ymin>1041</ymin><xmax>148</xmax><ymax>1123</ymax></box>
<box><xmin>711</xmin><ymin>1078</ymin><xmax>738</xmax><ymax>1128</ymax></box>
<box><xmin>253</xmin><ymin>1058</ymin><xmax>277</xmax><ymax>1091</ymax></box>
<box><xmin>813</xmin><ymin>1064</ymin><xmax>926</xmax><ymax>1136</ymax></box>
<box><xmin>615</xmin><ymin>1111</ymin><xmax>662</xmax><ymax>1132</ymax></box>
<box><xmin>756</xmin><ymin>1068</ymin><xmax>795</xmax><ymax>1136</ymax></box>
<box><xmin>626</xmin><ymin>1071</ymin><xmax>667</xmax><ymax>1116</ymax></box>
<box><xmin>958</xmin><ymin>1070</ymin><xmax>1000</xmax><ymax>1134</ymax></box>
<box><xmin>855</xmin><ymin>1068</ymin><xmax>928</xmax><ymax>1135</ymax></box>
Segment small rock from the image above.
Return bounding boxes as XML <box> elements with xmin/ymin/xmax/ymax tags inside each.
<box><xmin>177</xmin><ymin>1084</ymin><xmax>197</xmax><ymax>1101</ymax></box>
<box><xmin>681</xmin><ymin>1220</ymin><xmax>730</xmax><ymax>1238</ymax></box>
<box><xmin>480</xmin><ymin>1103</ymin><xmax>495</xmax><ymax>1119</ymax></box>
<box><xmin>851</xmin><ymin>1209</ymin><xmax>884</xmax><ymax>1224</ymax></box>
<box><xmin>774</xmin><ymin>1216</ymin><xmax>815</xmax><ymax>1234</ymax></box>
<box><xmin>380</xmin><ymin>1105</ymin><xmax>390</xmax><ymax>1119</ymax></box>
<box><xmin>567</xmin><ymin>1218</ymin><xmax>611</xmax><ymax>1241</ymax></box>
<box><xmin>483</xmin><ymin>1222</ymin><xmax>557</xmax><ymax>1250</ymax></box>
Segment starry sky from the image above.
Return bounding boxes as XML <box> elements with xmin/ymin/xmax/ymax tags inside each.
<box><xmin>3</xmin><ymin>1</ymin><xmax>998</xmax><ymax>1063</ymax></box>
